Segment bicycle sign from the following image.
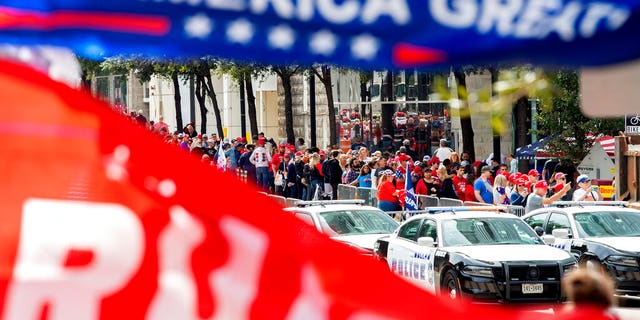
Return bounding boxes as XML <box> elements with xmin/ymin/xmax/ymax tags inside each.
<box><xmin>626</xmin><ymin>114</ymin><xmax>640</xmax><ymax>134</ymax></box>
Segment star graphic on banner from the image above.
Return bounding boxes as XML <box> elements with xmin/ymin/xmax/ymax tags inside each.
<box><xmin>309</xmin><ymin>29</ymin><xmax>338</xmax><ymax>56</ymax></box>
<box><xmin>184</xmin><ymin>13</ymin><xmax>213</xmax><ymax>39</ymax></box>
<box><xmin>351</xmin><ymin>34</ymin><xmax>379</xmax><ymax>60</ymax></box>
<box><xmin>268</xmin><ymin>24</ymin><xmax>295</xmax><ymax>50</ymax></box>
<box><xmin>227</xmin><ymin>19</ymin><xmax>254</xmax><ymax>44</ymax></box>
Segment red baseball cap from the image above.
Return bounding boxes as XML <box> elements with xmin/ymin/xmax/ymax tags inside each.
<box><xmin>554</xmin><ymin>183</ymin><xmax>565</xmax><ymax>192</ymax></box>
<box><xmin>319</xmin><ymin>150</ymin><xmax>326</xmax><ymax>156</ymax></box>
<box><xmin>554</xmin><ymin>172</ymin><xmax>566</xmax><ymax>180</ymax></box>
<box><xmin>534</xmin><ymin>180</ymin><xmax>549</xmax><ymax>189</ymax></box>
<box><xmin>528</xmin><ymin>169</ymin><xmax>540</xmax><ymax>176</ymax></box>
<box><xmin>413</xmin><ymin>166</ymin><xmax>423</xmax><ymax>175</ymax></box>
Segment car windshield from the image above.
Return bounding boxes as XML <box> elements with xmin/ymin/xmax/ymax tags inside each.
<box><xmin>318</xmin><ymin>210</ymin><xmax>398</xmax><ymax>236</ymax></box>
<box><xmin>574</xmin><ymin>211</ymin><xmax>640</xmax><ymax>238</ymax></box>
<box><xmin>442</xmin><ymin>217</ymin><xmax>543</xmax><ymax>247</ymax></box>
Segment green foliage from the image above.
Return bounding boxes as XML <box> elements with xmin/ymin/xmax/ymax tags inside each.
<box><xmin>535</xmin><ymin>69</ymin><xmax>624</xmax><ymax>165</ymax></box>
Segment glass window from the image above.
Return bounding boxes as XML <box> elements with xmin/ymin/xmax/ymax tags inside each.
<box><xmin>574</xmin><ymin>211</ymin><xmax>640</xmax><ymax>238</ymax></box>
<box><xmin>523</xmin><ymin>212</ymin><xmax>550</xmax><ymax>229</ymax></box>
<box><xmin>398</xmin><ymin>219</ymin><xmax>422</xmax><ymax>241</ymax></box>
<box><xmin>318</xmin><ymin>210</ymin><xmax>398</xmax><ymax>236</ymax></box>
<box><xmin>545</xmin><ymin>213</ymin><xmax>571</xmax><ymax>236</ymax></box>
<box><xmin>442</xmin><ymin>217</ymin><xmax>542</xmax><ymax>247</ymax></box>
<box><xmin>418</xmin><ymin>219</ymin><xmax>438</xmax><ymax>242</ymax></box>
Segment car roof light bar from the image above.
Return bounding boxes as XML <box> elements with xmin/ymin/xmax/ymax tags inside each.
<box><xmin>551</xmin><ymin>201</ymin><xmax>629</xmax><ymax>208</ymax></box>
<box><xmin>295</xmin><ymin>199</ymin><xmax>366</xmax><ymax>207</ymax></box>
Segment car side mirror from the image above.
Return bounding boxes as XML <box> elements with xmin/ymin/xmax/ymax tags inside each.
<box><xmin>534</xmin><ymin>226</ymin><xmax>544</xmax><ymax>237</ymax></box>
<box><xmin>417</xmin><ymin>236</ymin><xmax>435</xmax><ymax>247</ymax></box>
<box><xmin>552</xmin><ymin>228</ymin><xmax>569</xmax><ymax>239</ymax></box>
<box><xmin>541</xmin><ymin>234</ymin><xmax>555</xmax><ymax>245</ymax></box>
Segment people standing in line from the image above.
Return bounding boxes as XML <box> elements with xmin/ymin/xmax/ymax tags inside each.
<box><xmin>573</xmin><ymin>174</ymin><xmax>603</xmax><ymax>201</ymax></box>
<box><xmin>250</xmin><ymin>137</ymin><xmax>272</xmax><ymax>192</ymax></box>
<box><xmin>527</xmin><ymin>169</ymin><xmax>541</xmax><ymax>192</ymax></box>
<box><xmin>509</xmin><ymin>177</ymin><xmax>529</xmax><ymax>206</ymax></box>
<box><xmin>354</xmin><ymin>163</ymin><xmax>372</xmax><ymax>188</ymax></box>
<box><xmin>474</xmin><ymin>166</ymin><xmax>494</xmax><ymax>204</ymax></box>
<box><xmin>525</xmin><ymin>180</ymin><xmax>572</xmax><ymax>213</ymax></box>
<box><xmin>377</xmin><ymin>170</ymin><xmax>401</xmax><ymax>212</ymax></box>
<box><xmin>415</xmin><ymin>169</ymin><xmax>440</xmax><ymax>196</ymax></box>
<box><xmin>507</xmin><ymin>154</ymin><xmax>518</xmax><ymax>174</ymax></box>
<box><xmin>306</xmin><ymin>153</ymin><xmax>324</xmax><ymax>199</ymax></box>
<box><xmin>237</xmin><ymin>144</ymin><xmax>256</xmax><ymax>185</ymax></box>
<box><xmin>436</xmin><ymin>167</ymin><xmax>458</xmax><ymax>199</ymax></box>
<box><xmin>492</xmin><ymin>174</ymin><xmax>510</xmax><ymax>205</ymax></box>
<box><xmin>322</xmin><ymin>150</ymin><xmax>343</xmax><ymax>200</ymax></box>
<box><xmin>433</xmin><ymin>139</ymin><xmax>453</xmax><ymax>163</ymax></box>
<box><xmin>451</xmin><ymin>164</ymin><xmax>467</xmax><ymax>201</ymax></box>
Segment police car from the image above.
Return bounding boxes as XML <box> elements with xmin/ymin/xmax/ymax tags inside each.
<box><xmin>373</xmin><ymin>207</ymin><xmax>576</xmax><ymax>304</ymax></box>
<box><xmin>521</xmin><ymin>202</ymin><xmax>640</xmax><ymax>304</ymax></box>
<box><xmin>284</xmin><ymin>200</ymin><xmax>399</xmax><ymax>254</ymax></box>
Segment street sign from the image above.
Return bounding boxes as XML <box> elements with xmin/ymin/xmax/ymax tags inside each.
<box><xmin>626</xmin><ymin>114</ymin><xmax>640</xmax><ymax>135</ymax></box>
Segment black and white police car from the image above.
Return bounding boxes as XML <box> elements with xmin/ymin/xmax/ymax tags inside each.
<box><xmin>284</xmin><ymin>200</ymin><xmax>399</xmax><ymax>254</ymax></box>
<box><xmin>521</xmin><ymin>201</ymin><xmax>640</xmax><ymax>304</ymax></box>
<box><xmin>373</xmin><ymin>207</ymin><xmax>576</xmax><ymax>304</ymax></box>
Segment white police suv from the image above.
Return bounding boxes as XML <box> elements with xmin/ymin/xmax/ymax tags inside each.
<box><xmin>522</xmin><ymin>202</ymin><xmax>640</xmax><ymax>304</ymax></box>
<box><xmin>373</xmin><ymin>207</ymin><xmax>576</xmax><ymax>304</ymax></box>
<box><xmin>284</xmin><ymin>200</ymin><xmax>399</xmax><ymax>254</ymax></box>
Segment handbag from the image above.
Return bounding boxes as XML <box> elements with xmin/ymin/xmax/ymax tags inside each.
<box><xmin>274</xmin><ymin>171</ymin><xmax>285</xmax><ymax>186</ymax></box>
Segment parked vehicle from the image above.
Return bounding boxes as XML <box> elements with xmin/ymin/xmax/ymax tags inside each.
<box><xmin>522</xmin><ymin>201</ymin><xmax>640</xmax><ymax>304</ymax></box>
<box><xmin>374</xmin><ymin>207</ymin><xmax>576</xmax><ymax>304</ymax></box>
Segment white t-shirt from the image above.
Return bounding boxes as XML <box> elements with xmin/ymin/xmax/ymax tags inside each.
<box><xmin>573</xmin><ymin>188</ymin><xmax>599</xmax><ymax>201</ymax></box>
<box><xmin>434</xmin><ymin>147</ymin><xmax>453</xmax><ymax>162</ymax></box>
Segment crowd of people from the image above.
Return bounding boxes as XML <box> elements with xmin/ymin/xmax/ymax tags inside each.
<box><xmin>132</xmin><ymin>111</ymin><xmax>606</xmax><ymax>214</ymax></box>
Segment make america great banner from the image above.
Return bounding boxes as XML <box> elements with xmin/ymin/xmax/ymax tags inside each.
<box><xmin>0</xmin><ymin>0</ymin><xmax>638</xmax><ymax>69</ymax></box>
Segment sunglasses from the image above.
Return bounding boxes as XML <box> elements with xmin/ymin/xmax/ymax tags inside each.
<box><xmin>557</xmin><ymin>177</ymin><xmax>566</xmax><ymax>180</ymax></box>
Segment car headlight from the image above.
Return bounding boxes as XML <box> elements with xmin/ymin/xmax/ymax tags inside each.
<box><xmin>563</xmin><ymin>262</ymin><xmax>577</xmax><ymax>273</ymax></box>
<box><xmin>462</xmin><ymin>265</ymin><xmax>494</xmax><ymax>278</ymax></box>
<box><xmin>606</xmin><ymin>255</ymin><xmax>640</xmax><ymax>267</ymax></box>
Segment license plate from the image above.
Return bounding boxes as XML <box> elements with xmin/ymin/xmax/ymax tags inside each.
<box><xmin>522</xmin><ymin>283</ymin><xmax>543</xmax><ymax>294</ymax></box>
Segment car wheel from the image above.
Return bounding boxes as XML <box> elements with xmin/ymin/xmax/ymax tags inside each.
<box><xmin>441</xmin><ymin>270</ymin><xmax>461</xmax><ymax>300</ymax></box>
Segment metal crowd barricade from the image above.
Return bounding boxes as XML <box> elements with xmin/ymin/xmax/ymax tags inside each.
<box><xmin>356</xmin><ymin>188</ymin><xmax>378</xmax><ymax>207</ymax></box>
<box><xmin>507</xmin><ymin>205</ymin><xmax>525</xmax><ymax>217</ymax></box>
<box><xmin>267</xmin><ymin>194</ymin><xmax>287</xmax><ymax>207</ymax></box>
<box><xmin>438</xmin><ymin>198</ymin><xmax>464</xmax><ymax>207</ymax></box>
<box><xmin>337</xmin><ymin>184</ymin><xmax>357</xmax><ymax>200</ymax></box>
<box><xmin>417</xmin><ymin>195</ymin><xmax>439</xmax><ymax>209</ymax></box>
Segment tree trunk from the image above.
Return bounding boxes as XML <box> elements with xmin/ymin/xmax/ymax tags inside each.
<box><xmin>195</xmin><ymin>74</ymin><xmax>208</xmax><ymax>134</ymax></box>
<box><xmin>282</xmin><ymin>74</ymin><xmax>295</xmax><ymax>145</ymax></box>
<box><xmin>514</xmin><ymin>96</ymin><xmax>530</xmax><ymax>172</ymax></box>
<box><xmin>314</xmin><ymin>66</ymin><xmax>336</xmax><ymax>147</ymax></box>
<box><xmin>454</xmin><ymin>71</ymin><xmax>475</xmax><ymax>162</ymax></box>
<box><xmin>360</xmin><ymin>79</ymin><xmax>368</xmax><ymax>119</ymax></box>
<box><xmin>245</xmin><ymin>72</ymin><xmax>259</xmax><ymax>138</ymax></box>
<box><xmin>204</xmin><ymin>73</ymin><xmax>224</xmax><ymax>139</ymax></box>
<box><xmin>171</xmin><ymin>71</ymin><xmax>183</xmax><ymax>131</ymax></box>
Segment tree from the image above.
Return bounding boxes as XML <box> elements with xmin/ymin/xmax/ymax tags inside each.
<box><xmin>217</xmin><ymin>62</ymin><xmax>266</xmax><ymax>139</ymax></box>
<box><xmin>313</xmin><ymin>65</ymin><xmax>336</xmax><ymax>146</ymax></box>
<box><xmin>535</xmin><ymin>70</ymin><xmax>623</xmax><ymax>165</ymax></box>
<box><xmin>273</xmin><ymin>65</ymin><xmax>301</xmax><ymax>145</ymax></box>
<box><xmin>452</xmin><ymin>70</ymin><xmax>476</xmax><ymax>162</ymax></box>
<box><xmin>77</xmin><ymin>58</ymin><xmax>102</xmax><ymax>92</ymax></box>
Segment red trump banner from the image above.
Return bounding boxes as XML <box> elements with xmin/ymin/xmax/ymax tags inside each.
<box><xmin>0</xmin><ymin>59</ymin><xmax>606</xmax><ymax>319</ymax></box>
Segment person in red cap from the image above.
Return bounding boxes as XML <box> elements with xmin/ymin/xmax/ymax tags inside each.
<box><xmin>509</xmin><ymin>177</ymin><xmax>529</xmax><ymax>206</ymax></box>
<box><xmin>524</xmin><ymin>179</ymin><xmax>572</xmax><ymax>213</ymax></box>
<box><xmin>551</xmin><ymin>172</ymin><xmax>573</xmax><ymax>200</ymax></box>
<box><xmin>527</xmin><ymin>169</ymin><xmax>540</xmax><ymax>192</ymax></box>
